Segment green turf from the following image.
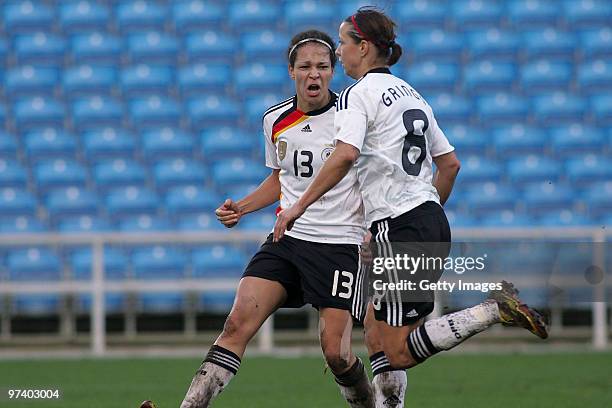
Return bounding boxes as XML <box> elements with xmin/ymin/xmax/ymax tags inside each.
<box><xmin>1</xmin><ymin>352</ymin><xmax>611</xmax><ymax>407</ymax></box>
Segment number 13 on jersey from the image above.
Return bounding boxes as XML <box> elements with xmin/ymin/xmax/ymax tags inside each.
<box><xmin>331</xmin><ymin>270</ymin><xmax>354</xmax><ymax>299</ymax></box>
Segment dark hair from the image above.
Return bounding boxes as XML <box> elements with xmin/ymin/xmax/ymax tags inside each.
<box><xmin>287</xmin><ymin>29</ymin><xmax>337</xmax><ymax>68</ymax></box>
<box><xmin>343</xmin><ymin>6</ymin><xmax>402</xmax><ymax>66</ymax></box>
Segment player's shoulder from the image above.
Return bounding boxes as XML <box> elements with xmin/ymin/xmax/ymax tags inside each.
<box><xmin>262</xmin><ymin>96</ymin><xmax>295</xmax><ymax>123</ymax></box>
<box><xmin>336</xmin><ymin>77</ymin><xmax>367</xmax><ymax>112</ymax></box>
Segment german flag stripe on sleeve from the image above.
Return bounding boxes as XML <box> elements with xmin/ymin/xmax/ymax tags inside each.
<box><xmin>272</xmin><ymin>110</ymin><xmax>309</xmax><ymax>143</ymax></box>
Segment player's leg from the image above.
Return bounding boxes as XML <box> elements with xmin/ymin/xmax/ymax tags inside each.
<box><xmin>363</xmin><ymin>303</ymin><xmax>406</xmax><ymax>408</ymax></box>
<box><xmin>319</xmin><ymin>307</ymin><xmax>374</xmax><ymax>408</ymax></box>
<box><xmin>180</xmin><ymin>277</ymin><xmax>287</xmax><ymax>408</ymax></box>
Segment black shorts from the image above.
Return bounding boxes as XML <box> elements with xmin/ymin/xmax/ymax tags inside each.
<box><xmin>243</xmin><ymin>234</ymin><xmax>366</xmax><ymax>320</ymax></box>
<box><xmin>369</xmin><ymin>201</ymin><xmax>451</xmax><ymax>326</ymax></box>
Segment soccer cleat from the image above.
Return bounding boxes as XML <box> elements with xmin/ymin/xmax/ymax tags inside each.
<box><xmin>488</xmin><ymin>280</ymin><xmax>549</xmax><ymax>339</ymax></box>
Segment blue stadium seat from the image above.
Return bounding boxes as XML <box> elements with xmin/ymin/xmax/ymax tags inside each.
<box><xmin>523</xmin><ymin>182</ymin><xmax>575</xmax><ymax>215</ymax></box>
<box><xmin>0</xmin><ymin>216</ymin><xmax>45</xmax><ymax>233</ymax></box>
<box><xmin>590</xmin><ymin>94</ymin><xmax>612</xmax><ymax>122</ymax></box>
<box><xmin>0</xmin><ymin>133</ymin><xmax>18</xmax><ymax>158</ymax></box>
<box><xmin>200</xmin><ymin>292</ymin><xmax>235</xmax><ymax>313</ymax></box>
<box><xmin>463</xmin><ymin>61</ymin><xmax>517</xmax><ymax>92</ymax></box>
<box><xmin>235</xmin><ymin>63</ymin><xmax>288</xmax><ymax>94</ymax></box>
<box><xmin>395</xmin><ymin>1</ymin><xmax>447</xmax><ymax>28</ymax></box>
<box><xmin>46</xmin><ymin>187</ymin><xmax>98</xmax><ymax>221</ymax></box>
<box><xmin>94</xmin><ymin>159</ymin><xmax>147</xmax><ymax>190</ymax></box>
<box><xmin>201</xmin><ymin>127</ymin><xmax>256</xmax><ymax>163</ymax></box>
<box><xmin>537</xmin><ymin>210</ymin><xmax>593</xmax><ymax>226</ymax></box>
<box><xmin>71</xmin><ymin>247</ymin><xmax>127</xmax><ymax>280</ymax></box>
<box><xmin>566</xmin><ymin>154</ymin><xmax>612</xmax><ymax>183</ymax></box>
<box><xmin>129</xmin><ymin>96</ymin><xmax>181</xmax><ymax>127</ymax></box>
<box><xmin>25</xmin><ymin>128</ymin><xmax>77</xmax><ymax>162</ymax></box>
<box><xmin>466</xmin><ymin>29</ymin><xmax>519</xmax><ymax>60</ymax></box>
<box><xmin>119</xmin><ymin>214</ymin><xmax>171</xmax><ymax>232</ymax></box>
<box><xmin>457</xmin><ymin>156</ymin><xmax>503</xmax><ymax>184</ymax></box>
<box><xmin>476</xmin><ymin>93</ymin><xmax>529</xmax><ymax>123</ymax></box>
<box><xmin>132</xmin><ymin>246</ymin><xmax>187</xmax><ymax>279</ymax></box>
<box><xmin>165</xmin><ymin>185</ymin><xmax>221</xmax><ymax>216</ymax></box>
<box><xmin>239</xmin><ymin>212</ymin><xmax>276</xmax><ymax>232</ymax></box>
<box><xmin>463</xmin><ymin>182</ymin><xmax>517</xmax><ymax>214</ymax></box>
<box><xmin>410</xmin><ymin>30</ymin><xmax>463</xmax><ymax>60</ymax></box>
<box><xmin>550</xmin><ymin>124</ymin><xmax>605</xmax><ymax>157</ymax></box>
<box><xmin>5</xmin><ymin>65</ymin><xmax>58</xmax><ymax>96</ymax></box>
<box><xmin>177</xmin><ymin>64</ymin><xmax>230</xmax><ymax>95</ymax></box>
<box><xmin>8</xmin><ymin>247</ymin><xmax>61</xmax><ymax>281</ymax></box>
<box><xmin>142</xmin><ymin>128</ymin><xmax>194</xmax><ymax>160</ymax></box>
<box><xmin>177</xmin><ymin>213</ymin><xmax>225</xmax><ymax>231</ymax></box>
<box><xmin>508</xmin><ymin>0</ymin><xmax>558</xmax><ymax>27</ymax></box>
<box><xmin>492</xmin><ymin>125</ymin><xmax>547</xmax><ymax>157</ymax></box>
<box><xmin>229</xmin><ymin>1</ymin><xmax>281</xmax><ymax>28</ymax></box>
<box><xmin>34</xmin><ymin>159</ymin><xmax>87</xmax><ymax>190</ymax></box>
<box><xmin>59</xmin><ymin>1</ymin><xmax>110</xmax><ymax>32</ymax></box>
<box><xmin>563</xmin><ymin>0</ymin><xmax>611</xmax><ymax>27</ymax></box>
<box><xmin>106</xmin><ymin>186</ymin><xmax>159</xmax><ymax>218</ymax></box>
<box><xmin>63</xmin><ymin>65</ymin><xmax>116</xmax><ymax>97</ymax></box>
<box><xmin>480</xmin><ymin>211</ymin><xmax>535</xmax><ymax>227</ymax></box>
<box><xmin>82</xmin><ymin>128</ymin><xmax>137</xmax><ymax>161</ymax></box>
<box><xmin>523</xmin><ymin>29</ymin><xmax>576</xmax><ymax>59</ymax></box>
<box><xmin>245</xmin><ymin>94</ymin><xmax>285</xmax><ymax>126</ymax></box>
<box><xmin>14</xmin><ymin>32</ymin><xmax>66</xmax><ymax>64</ymax></box>
<box><xmin>4</xmin><ymin>1</ymin><xmax>54</xmax><ymax>31</ymax></box>
<box><xmin>138</xmin><ymin>292</ymin><xmax>185</xmax><ymax>313</ymax></box>
<box><xmin>579</xmin><ymin>28</ymin><xmax>612</xmax><ymax>59</ymax></box>
<box><xmin>127</xmin><ymin>31</ymin><xmax>178</xmax><ymax>63</ymax></box>
<box><xmin>58</xmin><ymin>215</ymin><xmax>111</xmax><ymax>233</ymax></box>
<box><xmin>583</xmin><ymin>181</ymin><xmax>612</xmax><ymax>218</ymax></box>
<box><xmin>578</xmin><ymin>59</ymin><xmax>612</xmax><ymax>92</ymax></box>
<box><xmin>74</xmin><ymin>294</ymin><xmax>126</xmax><ymax>313</ymax></box>
<box><xmin>120</xmin><ymin>64</ymin><xmax>172</xmax><ymax>95</ymax></box>
<box><xmin>520</xmin><ymin>60</ymin><xmax>572</xmax><ymax>93</ymax></box>
<box><xmin>212</xmin><ymin>158</ymin><xmax>269</xmax><ymax>185</ymax></box>
<box><xmin>533</xmin><ymin>92</ymin><xmax>587</xmax><ymax>123</ymax></box>
<box><xmin>0</xmin><ymin>187</ymin><xmax>36</xmax><ymax>217</ymax></box>
<box><xmin>153</xmin><ymin>158</ymin><xmax>207</xmax><ymax>190</ymax></box>
<box><xmin>116</xmin><ymin>1</ymin><xmax>166</xmax><ymax>31</ymax></box>
<box><xmin>185</xmin><ymin>31</ymin><xmax>237</xmax><ymax>63</ymax></box>
<box><xmin>0</xmin><ymin>159</ymin><xmax>28</xmax><ymax>188</ymax></box>
<box><xmin>242</xmin><ymin>31</ymin><xmax>290</xmax><ymax>63</ymax></box>
<box><xmin>12</xmin><ymin>295</ymin><xmax>61</xmax><ymax>315</ymax></box>
<box><xmin>192</xmin><ymin>245</ymin><xmax>248</xmax><ymax>278</ymax></box>
<box><xmin>221</xmin><ymin>183</ymin><xmax>261</xmax><ymax>203</ymax></box>
<box><xmin>451</xmin><ymin>0</ymin><xmax>503</xmax><ymax>27</ymax></box>
<box><xmin>14</xmin><ymin>96</ymin><xmax>64</xmax><ymax>129</ymax></box>
<box><xmin>444</xmin><ymin>210</ymin><xmax>479</xmax><ymax>228</ymax></box>
<box><xmin>405</xmin><ymin>62</ymin><xmax>459</xmax><ymax>92</ymax></box>
<box><xmin>72</xmin><ymin>96</ymin><xmax>123</xmax><ymax>129</ymax></box>
<box><xmin>187</xmin><ymin>96</ymin><xmax>240</xmax><ymax>128</ymax></box>
<box><xmin>284</xmin><ymin>1</ymin><xmax>335</xmax><ymax>31</ymax></box>
<box><xmin>70</xmin><ymin>32</ymin><xmax>121</xmax><ymax>63</ymax></box>
<box><xmin>444</xmin><ymin>124</ymin><xmax>489</xmax><ymax>155</ymax></box>
<box><xmin>171</xmin><ymin>0</ymin><xmax>224</xmax><ymax>32</ymax></box>
<box><xmin>426</xmin><ymin>93</ymin><xmax>471</xmax><ymax>123</ymax></box>
<box><xmin>507</xmin><ymin>156</ymin><xmax>561</xmax><ymax>184</ymax></box>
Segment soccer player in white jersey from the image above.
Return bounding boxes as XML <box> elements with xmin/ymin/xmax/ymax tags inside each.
<box><xmin>180</xmin><ymin>30</ymin><xmax>385</xmax><ymax>408</ymax></box>
<box><xmin>274</xmin><ymin>5</ymin><xmax>548</xmax><ymax>392</ymax></box>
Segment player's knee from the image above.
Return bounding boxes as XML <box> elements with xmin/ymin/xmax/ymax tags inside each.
<box><xmin>321</xmin><ymin>341</ymin><xmax>352</xmax><ymax>374</ymax></box>
<box><xmin>384</xmin><ymin>342</ymin><xmax>417</xmax><ymax>369</ymax></box>
<box><xmin>219</xmin><ymin>313</ymin><xmax>249</xmax><ymax>342</ymax></box>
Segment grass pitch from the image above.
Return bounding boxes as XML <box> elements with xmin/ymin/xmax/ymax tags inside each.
<box><xmin>1</xmin><ymin>351</ymin><xmax>610</xmax><ymax>407</ymax></box>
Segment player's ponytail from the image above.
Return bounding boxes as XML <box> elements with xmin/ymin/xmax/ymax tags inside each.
<box><xmin>387</xmin><ymin>42</ymin><xmax>402</xmax><ymax>66</ymax></box>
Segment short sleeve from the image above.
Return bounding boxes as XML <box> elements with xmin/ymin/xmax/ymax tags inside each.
<box><xmin>428</xmin><ymin>114</ymin><xmax>455</xmax><ymax>158</ymax></box>
<box><xmin>334</xmin><ymin>86</ymin><xmax>369</xmax><ymax>151</ymax></box>
<box><xmin>263</xmin><ymin>119</ymin><xmax>280</xmax><ymax>169</ymax></box>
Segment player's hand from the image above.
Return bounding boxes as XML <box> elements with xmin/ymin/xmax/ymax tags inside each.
<box><xmin>215</xmin><ymin>198</ymin><xmax>242</xmax><ymax>228</ymax></box>
<box><xmin>273</xmin><ymin>203</ymin><xmax>305</xmax><ymax>242</ymax></box>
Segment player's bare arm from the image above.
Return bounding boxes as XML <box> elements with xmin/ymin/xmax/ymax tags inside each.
<box><xmin>273</xmin><ymin>141</ymin><xmax>359</xmax><ymax>241</ymax></box>
<box><xmin>216</xmin><ymin>169</ymin><xmax>280</xmax><ymax>227</ymax></box>
<box><xmin>432</xmin><ymin>151</ymin><xmax>461</xmax><ymax>205</ymax></box>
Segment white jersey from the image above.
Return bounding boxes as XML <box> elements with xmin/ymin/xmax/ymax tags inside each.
<box><xmin>334</xmin><ymin>68</ymin><xmax>455</xmax><ymax>227</ymax></box>
<box><xmin>263</xmin><ymin>92</ymin><xmax>366</xmax><ymax>244</ymax></box>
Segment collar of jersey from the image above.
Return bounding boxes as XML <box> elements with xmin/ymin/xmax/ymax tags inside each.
<box><xmin>364</xmin><ymin>67</ymin><xmax>392</xmax><ymax>76</ymax></box>
<box><xmin>292</xmin><ymin>91</ymin><xmax>337</xmax><ymax>116</ymax></box>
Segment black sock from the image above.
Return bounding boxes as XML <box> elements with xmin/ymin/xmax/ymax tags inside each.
<box><xmin>335</xmin><ymin>358</ymin><xmax>365</xmax><ymax>386</ymax></box>
<box><xmin>369</xmin><ymin>351</ymin><xmax>403</xmax><ymax>376</ymax></box>
<box><xmin>406</xmin><ymin>325</ymin><xmax>439</xmax><ymax>364</ymax></box>
<box><xmin>204</xmin><ymin>345</ymin><xmax>241</xmax><ymax>375</ymax></box>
